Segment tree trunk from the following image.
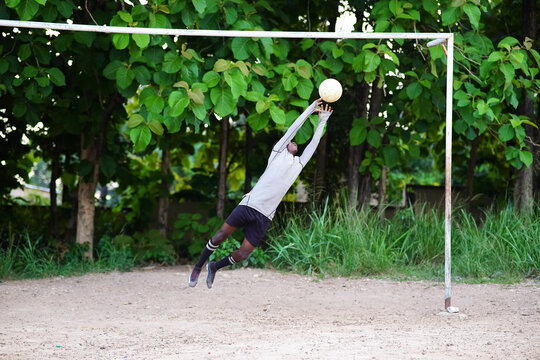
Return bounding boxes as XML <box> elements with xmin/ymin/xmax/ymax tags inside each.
<box><xmin>49</xmin><ymin>146</ymin><xmax>60</xmax><ymax>241</ymax></box>
<box><xmin>466</xmin><ymin>135</ymin><xmax>480</xmax><ymax>199</ymax></box>
<box><xmin>514</xmin><ymin>0</ymin><xmax>537</xmax><ymax>214</ymax></box>
<box><xmin>76</xmin><ymin>135</ymin><xmax>99</xmax><ymax>259</ymax></box>
<box><xmin>378</xmin><ymin>165</ymin><xmax>387</xmax><ymax>220</ymax></box>
<box><xmin>244</xmin><ymin>124</ymin><xmax>253</xmax><ymax>194</ymax></box>
<box><xmin>348</xmin><ymin>81</ymin><xmax>370</xmax><ymax>210</ymax></box>
<box><xmin>313</xmin><ymin>131</ymin><xmax>328</xmax><ymax>203</ymax></box>
<box><xmin>217</xmin><ymin>117</ymin><xmax>229</xmax><ymax>218</ymax></box>
<box><xmin>358</xmin><ymin>80</ymin><xmax>383</xmax><ymax>207</ymax></box>
<box><xmin>158</xmin><ymin>142</ymin><xmax>170</xmax><ymax>238</ymax></box>
<box><xmin>62</xmin><ymin>153</ymin><xmax>77</xmax><ymax>246</ymax></box>
<box><xmin>75</xmin><ymin>94</ymin><xmax>117</xmax><ymax>259</ymax></box>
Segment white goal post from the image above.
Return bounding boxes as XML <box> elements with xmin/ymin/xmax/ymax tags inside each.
<box><xmin>0</xmin><ymin>19</ymin><xmax>454</xmax><ymax>310</ymax></box>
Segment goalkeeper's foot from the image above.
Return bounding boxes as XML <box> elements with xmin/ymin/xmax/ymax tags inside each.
<box><xmin>206</xmin><ymin>261</ymin><xmax>217</xmax><ymax>289</ymax></box>
<box><xmin>188</xmin><ymin>267</ymin><xmax>201</xmax><ymax>287</ymax></box>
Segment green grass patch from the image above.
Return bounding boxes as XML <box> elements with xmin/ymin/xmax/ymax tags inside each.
<box><xmin>0</xmin><ymin>231</ymin><xmax>136</xmax><ymax>281</ymax></box>
<box><xmin>267</xmin><ymin>201</ymin><xmax>539</xmax><ymax>283</ymax></box>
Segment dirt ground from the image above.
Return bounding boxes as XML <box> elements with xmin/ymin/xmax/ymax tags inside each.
<box><xmin>1</xmin><ymin>266</ymin><xmax>539</xmax><ymax>360</ymax></box>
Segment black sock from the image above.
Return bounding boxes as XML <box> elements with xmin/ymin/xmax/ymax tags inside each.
<box><xmin>215</xmin><ymin>253</ymin><xmax>237</xmax><ymax>270</ymax></box>
<box><xmin>194</xmin><ymin>240</ymin><xmax>218</xmax><ymax>269</ymax></box>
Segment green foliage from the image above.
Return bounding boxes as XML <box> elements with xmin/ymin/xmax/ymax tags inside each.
<box><xmin>209</xmin><ymin>238</ymin><xmax>269</xmax><ymax>269</ymax></box>
<box><xmin>112</xmin><ymin>230</ymin><xmax>176</xmax><ymax>264</ymax></box>
<box><xmin>171</xmin><ymin>212</ymin><xmax>222</xmax><ymax>257</ymax></box>
<box><xmin>267</xmin><ymin>201</ymin><xmax>539</xmax><ymax>281</ymax></box>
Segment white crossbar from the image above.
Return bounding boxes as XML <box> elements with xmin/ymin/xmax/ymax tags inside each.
<box><xmin>0</xmin><ymin>20</ymin><xmax>450</xmax><ymax>40</ymax></box>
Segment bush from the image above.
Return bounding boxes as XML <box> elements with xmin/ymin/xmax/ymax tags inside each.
<box><xmin>111</xmin><ymin>230</ymin><xmax>176</xmax><ymax>264</ymax></box>
<box><xmin>209</xmin><ymin>238</ymin><xmax>269</xmax><ymax>269</ymax></box>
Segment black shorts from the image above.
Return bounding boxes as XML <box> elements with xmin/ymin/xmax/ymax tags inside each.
<box><xmin>225</xmin><ymin>205</ymin><xmax>271</xmax><ymax>247</ymax></box>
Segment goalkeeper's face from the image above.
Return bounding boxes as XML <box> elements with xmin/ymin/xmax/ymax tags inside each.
<box><xmin>287</xmin><ymin>142</ymin><xmax>298</xmax><ymax>155</ymax></box>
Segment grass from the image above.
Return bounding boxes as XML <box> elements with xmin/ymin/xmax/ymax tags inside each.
<box><xmin>0</xmin><ymin>230</ymin><xmax>136</xmax><ymax>281</ymax></box>
<box><xmin>267</xmin><ymin>200</ymin><xmax>540</xmax><ymax>282</ymax></box>
<box><xmin>2</xmin><ymin>202</ymin><xmax>538</xmax><ymax>284</ymax></box>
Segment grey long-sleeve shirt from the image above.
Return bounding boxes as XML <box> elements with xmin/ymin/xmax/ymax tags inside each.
<box><xmin>239</xmin><ymin>100</ymin><xmax>332</xmax><ymax>220</ymax></box>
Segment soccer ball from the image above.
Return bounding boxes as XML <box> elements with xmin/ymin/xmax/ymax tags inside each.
<box><xmin>318</xmin><ymin>78</ymin><xmax>342</xmax><ymax>103</ymax></box>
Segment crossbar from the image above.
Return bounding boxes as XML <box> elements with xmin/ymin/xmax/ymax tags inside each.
<box><xmin>0</xmin><ymin>20</ymin><xmax>451</xmax><ymax>40</ymax></box>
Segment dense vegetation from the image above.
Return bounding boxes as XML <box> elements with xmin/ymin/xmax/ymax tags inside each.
<box><xmin>0</xmin><ymin>0</ymin><xmax>538</xmax><ymax>281</ymax></box>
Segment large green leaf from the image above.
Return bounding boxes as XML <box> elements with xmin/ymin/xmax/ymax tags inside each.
<box><xmin>112</xmin><ymin>33</ymin><xmax>130</xmax><ymax>50</ymax></box>
<box><xmin>148</xmin><ymin>119</ymin><xmax>164</xmax><ymax>135</ymax></box>
<box><xmin>497</xmin><ymin>36</ymin><xmax>519</xmax><ymax>50</ymax></box>
<box><xmin>133</xmin><ymin>65</ymin><xmax>151</xmax><ymax>84</ymax></box>
<box><xmin>192</xmin><ymin>102</ymin><xmax>207</xmax><ymax>120</ymax></box>
<box><xmin>224</xmin><ymin>69</ymin><xmax>247</xmax><ymax>99</ymax></box>
<box><xmin>213</xmin><ymin>59</ymin><xmax>230</xmax><ymax>72</ymax></box>
<box><xmin>498</xmin><ymin>124</ymin><xmax>514</xmax><ymax>141</ymax></box>
<box><xmin>406</xmin><ymin>82</ymin><xmax>422</xmax><ymax>99</ymax></box>
<box><xmin>295</xmin><ymin>59</ymin><xmax>312</xmax><ymax>79</ymax></box>
<box><xmin>192</xmin><ymin>0</ymin><xmax>207</xmax><ymax>14</ymax></box>
<box><xmin>295</xmin><ymin>121</ymin><xmax>314</xmax><ymax>145</ymax></box>
<box><xmin>224</xmin><ymin>7</ymin><xmax>238</xmax><ymax>24</ymax></box>
<box><xmin>210</xmin><ymin>87</ymin><xmax>235</xmax><ymax>117</ymax></box>
<box><xmin>519</xmin><ymin>150</ymin><xmax>533</xmax><ymax>167</ymax></box>
<box><xmin>350</xmin><ymin>126</ymin><xmax>367</xmax><ymax>146</ymax></box>
<box><xmin>282</xmin><ymin>73</ymin><xmax>298</xmax><ymax>91</ymax></box>
<box><xmin>363</xmin><ymin>51</ymin><xmax>380</xmax><ymax>72</ymax></box>
<box><xmin>181</xmin><ymin>61</ymin><xmax>199</xmax><ymax>83</ymax></box>
<box><xmin>269</xmin><ymin>103</ymin><xmax>286</xmax><ymax>124</ymax></box>
<box><xmin>116</xmin><ymin>67</ymin><xmax>134</xmax><ymax>89</ymax></box>
<box><xmin>246</xmin><ymin>112</ymin><xmax>269</xmax><ymax>131</ymax></box>
<box><xmin>462</xmin><ymin>4</ymin><xmax>480</xmax><ymax>30</ymax></box>
<box><xmin>163</xmin><ymin>52</ymin><xmax>183</xmax><ymax>73</ymax></box>
<box><xmin>168</xmin><ymin>90</ymin><xmax>190</xmax><ymax>116</ymax></box>
<box><xmin>382</xmin><ymin>147</ymin><xmax>399</xmax><ymax>168</ymax></box>
<box><xmin>130</xmin><ymin>124</ymin><xmax>152</xmax><ymax>152</ymax></box>
<box><xmin>188</xmin><ymin>89</ymin><xmax>205</xmax><ymax>105</ymax></box>
<box><xmin>256</xmin><ymin>100</ymin><xmax>269</xmax><ymax>114</ymax></box>
<box><xmin>163</xmin><ymin>116</ymin><xmax>182</xmax><ymax>133</ymax></box>
<box><xmin>144</xmin><ymin>95</ymin><xmax>165</xmax><ymax>114</ymax></box>
<box><xmin>103</xmin><ymin>60</ymin><xmax>124</xmax><ymax>80</ymax></box>
<box><xmin>100</xmin><ymin>155</ymin><xmax>117</xmax><ymax>178</ymax></box>
<box><xmin>128</xmin><ymin>114</ymin><xmax>145</xmax><ymax>128</ymax></box>
<box><xmin>500</xmin><ymin>63</ymin><xmax>514</xmax><ymax>84</ymax></box>
<box><xmin>47</xmin><ymin>68</ymin><xmax>66</xmax><ymax>86</ymax></box>
<box><xmin>74</xmin><ymin>32</ymin><xmax>96</xmax><ymax>47</ymax></box>
<box><xmin>16</xmin><ymin>0</ymin><xmax>39</xmax><ymax>20</ymax></box>
<box><xmin>203</xmin><ymin>71</ymin><xmax>221</xmax><ymax>87</ymax></box>
<box><xmin>56</xmin><ymin>1</ymin><xmax>73</xmax><ymax>17</ymax></box>
<box><xmin>296</xmin><ymin>77</ymin><xmax>314</xmax><ymax>100</ymax></box>
<box><xmin>231</xmin><ymin>38</ymin><xmax>251</xmax><ymax>60</ymax></box>
<box><xmin>367</xmin><ymin>129</ymin><xmax>381</xmax><ymax>148</ymax></box>
<box><xmin>441</xmin><ymin>6</ymin><xmax>460</xmax><ymax>26</ymax></box>
<box><xmin>132</xmin><ymin>34</ymin><xmax>150</xmax><ymax>49</ymax></box>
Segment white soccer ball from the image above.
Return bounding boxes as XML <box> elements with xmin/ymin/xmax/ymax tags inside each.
<box><xmin>318</xmin><ymin>78</ymin><xmax>343</xmax><ymax>103</ymax></box>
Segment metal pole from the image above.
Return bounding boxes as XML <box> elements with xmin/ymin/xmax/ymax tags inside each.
<box><xmin>444</xmin><ymin>34</ymin><xmax>454</xmax><ymax>309</ymax></box>
<box><xmin>0</xmin><ymin>19</ymin><xmax>451</xmax><ymax>40</ymax></box>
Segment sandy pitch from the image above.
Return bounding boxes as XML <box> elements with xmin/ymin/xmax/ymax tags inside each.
<box><xmin>1</xmin><ymin>266</ymin><xmax>539</xmax><ymax>359</ymax></box>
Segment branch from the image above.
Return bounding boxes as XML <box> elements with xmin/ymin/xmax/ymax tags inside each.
<box><xmin>525</xmin><ymin>135</ymin><xmax>540</xmax><ymax>148</ymax></box>
<box><xmin>85</xmin><ymin>0</ymin><xmax>99</xmax><ymax>26</ymax></box>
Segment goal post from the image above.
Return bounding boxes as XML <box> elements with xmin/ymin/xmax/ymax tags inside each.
<box><xmin>0</xmin><ymin>19</ymin><xmax>454</xmax><ymax>309</ymax></box>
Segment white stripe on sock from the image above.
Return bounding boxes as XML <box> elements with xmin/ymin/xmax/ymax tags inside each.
<box><xmin>206</xmin><ymin>240</ymin><xmax>218</xmax><ymax>251</ymax></box>
<box><xmin>228</xmin><ymin>255</ymin><xmax>236</xmax><ymax>264</ymax></box>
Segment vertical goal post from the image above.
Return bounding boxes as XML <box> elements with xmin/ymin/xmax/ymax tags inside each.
<box><xmin>0</xmin><ymin>19</ymin><xmax>455</xmax><ymax>309</ymax></box>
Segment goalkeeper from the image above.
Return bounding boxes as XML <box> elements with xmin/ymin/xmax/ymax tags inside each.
<box><xmin>189</xmin><ymin>98</ymin><xmax>333</xmax><ymax>288</ymax></box>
